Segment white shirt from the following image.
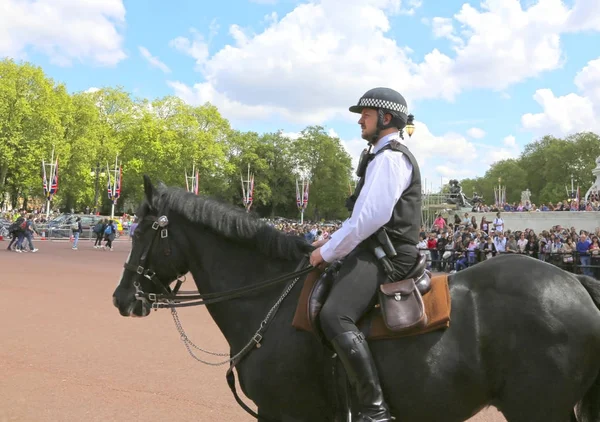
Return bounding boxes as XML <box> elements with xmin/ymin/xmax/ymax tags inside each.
<box><xmin>320</xmin><ymin>132</ymin><xmax>413</xmax><ymax>263</ymax></box>
<box><xmin>493</xmin><ymin>217</ymin><xmax>504</xmax><ymax>233</ymax></box>
<box><xmin>494</xmin><ymin>236</ymin><xmax>507</xmax><ymax>252</ymax></box>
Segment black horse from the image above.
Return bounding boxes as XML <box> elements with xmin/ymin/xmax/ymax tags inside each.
<box><xmin>113</xmin><ymin>177</ymin><xmax>600</xmax><ymax>422</ymax></box>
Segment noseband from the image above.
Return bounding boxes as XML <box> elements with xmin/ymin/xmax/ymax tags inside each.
<box><xmin>122</xmin><ymin>215</ymin><xmax>186</xmax><ymax>306</ymax></box>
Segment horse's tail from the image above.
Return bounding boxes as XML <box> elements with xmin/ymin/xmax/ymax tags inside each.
<box><xmin>576</xmin><ymin>275</ymin><xmax>600</xmax><ymax>310</ymax></box>
<box><xmin>575</xmin><ymin>275</ymin><xmax>600</xmax><ymax>421</ymax></box>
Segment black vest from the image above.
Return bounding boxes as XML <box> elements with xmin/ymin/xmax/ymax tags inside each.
<box><xmin>346</xmin><ymin>140</ymin><xmax>422</xmax><ymax>245</ymax></box>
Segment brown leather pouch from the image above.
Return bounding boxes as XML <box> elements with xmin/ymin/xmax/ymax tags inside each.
<box><xmin>378</xmin><ymin>279</ymin><xmax>428</xmax><ymax>332</ymax></box>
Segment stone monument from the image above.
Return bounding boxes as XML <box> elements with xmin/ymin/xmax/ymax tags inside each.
<box><xmin>521</xmin><ymin>189</ymin><xmax>531</xmax><ymax>205</ymax></box>
<box><xmin>446</xmin><ymin>179</ymin><xmax>471</xmax><ymax>208</ymax></box>
<box><xmin>585</xmin><ymin>156</ymin><xmax>600</xmax><ymax>202</ymax></box>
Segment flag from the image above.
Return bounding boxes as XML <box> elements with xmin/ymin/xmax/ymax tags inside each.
<box><xmin>42</xmin><ymin>160</ymin><xmax>48</xmax><ymax>198</ymax></box>
<box><xmin>48</xmin><ymin>159</ymin><xmax>59</xmax><ymax>199</ymax></box>
<box><xmin>296</xmin><ymin>179</ymin><xmax>301</xmax><ymax>209</ymax></box>
<box><xmin>107</xmin><ymin>164</ymin><xmax>113</xmax><ymax>200</ymax></box>
<box><xmin>302</xmin><ymin>180</ymin><xmax>309</xmax><ymax>209</ymax></box>
<box><xmin>241</xmin><ymin>175</ymin><xmax>247</xmax><ymax>206</ymax></box>
<box><xmin>113</xmin><ymin>165</ymin><xmax>122</xmax><ymax>202</ymax></box>
<box><xmin>248</xmin><ymin>175</ymin><xmax>254</xmax><ymax>205</ymax></box>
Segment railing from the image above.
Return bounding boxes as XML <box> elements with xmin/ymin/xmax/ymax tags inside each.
<box><xmin>419</xmin><ymin>247</ymin><xmax>600</xmax><ymax>277</ymax></box>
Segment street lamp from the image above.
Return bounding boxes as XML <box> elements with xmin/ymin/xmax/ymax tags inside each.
<box><xmin>405</xmin><ymin>114</ymin><xmax>415</xmax><ymax>138</ymax></box>
<box><xmin>90</xmin><ymin>163</ymin><xmax>106</xmax><ymax>213</ymax></box>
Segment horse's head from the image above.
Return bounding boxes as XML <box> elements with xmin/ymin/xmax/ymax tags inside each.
<box><xmin>112</xmin><ymin>176</ymin><xmax>189</xmax><ymax>317</ymax></box>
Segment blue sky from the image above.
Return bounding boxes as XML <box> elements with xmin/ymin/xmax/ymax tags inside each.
<box><xmin>3</xmin><ymin>0</ymin><xmax>600</xmax><ymax>190</ymax></box>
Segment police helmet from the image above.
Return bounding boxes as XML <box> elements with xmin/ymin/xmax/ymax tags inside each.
<box><xmin>350</xmin><ymin>87</ymin><xmax>409</xmax><ymax>131</ymax></box>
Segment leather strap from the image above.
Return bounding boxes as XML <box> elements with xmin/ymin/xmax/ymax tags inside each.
<box><xmin>223</xmin><ymin>257</ymin><xmax>308</xmax><ymax>422</ymax></box>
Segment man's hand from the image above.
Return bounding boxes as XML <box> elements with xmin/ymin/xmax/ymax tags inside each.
<box><xmin>310</xmin><ymin>247</ymin><xmax>327</xmax><ymax>268</ymax></box>
<box><xmin>311</xmin><ymin>238</ymin><xmax>330</xmax><ymax>248</ymax></box>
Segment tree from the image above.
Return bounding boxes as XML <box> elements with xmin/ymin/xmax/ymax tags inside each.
<box><xmin>294</xmin><ymin>126</ymin><xmax>353</xmax><ymax>220</ymax></box>
<box><xmin>0</xmin><ymin>59</ymin><xmax>68</xmax><ymax>207</ymax></box>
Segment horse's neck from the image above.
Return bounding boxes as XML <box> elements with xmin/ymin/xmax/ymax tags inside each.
<box><xmin>188</xmin><ymin>233</ymin><xmax>299</xmax><ymax>349</ymax></box>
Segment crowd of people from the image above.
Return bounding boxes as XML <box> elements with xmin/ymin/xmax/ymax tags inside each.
<box><xmin>3</xmin><ymin>209</ymin><xmax>600</xmax><ymax>278</ymax></box>
<box><xmin>1</xmin><ymin>209</ymin><xmax>133</xmax><ymax>253</ymax></box>
<box><xmin>266</xmin><ymin>214</ymin><xmax>600</xmax><ymax>279</ymax></box>
<box><xmin>469</xmin><ymin>193</ymin><xmax>600</xmax><ymax>213</ymax></box>
<box><xmin>420</xmin><ymin>213</ymin><xmax>600</xmax><ymax>277</ymax></box>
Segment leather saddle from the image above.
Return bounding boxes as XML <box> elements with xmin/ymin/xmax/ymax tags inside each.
<box><xmin>307</xmin><ymin>253</ymin><xmax>432</xmax><ymax>338</ymax></box>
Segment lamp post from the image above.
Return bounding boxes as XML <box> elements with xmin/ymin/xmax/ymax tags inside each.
<box><xmin>90</xmin><ymin>163</ymin><xmax>105</xmax><ymax>214</ymax></box>
<box><xmin>405</xmin><ymin>114</ymin><xmax>415</xmax><ymax>138</ymax></box>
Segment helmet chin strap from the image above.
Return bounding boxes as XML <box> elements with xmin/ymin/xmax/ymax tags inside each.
<box><xmin>371</xmin><ymin>109</ymin><xmax>406</xmax><ymax>143</ymax></box>
<box><xmin>370</xmin><ymin>109</ymin><xmax>387</xmax><ymax>143</ymax></box>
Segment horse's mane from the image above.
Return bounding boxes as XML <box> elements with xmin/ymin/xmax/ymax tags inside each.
<box><xmin>151</xmin><ymin>185</ymin><xmax>313</xmax><ymax>261</ymax></box>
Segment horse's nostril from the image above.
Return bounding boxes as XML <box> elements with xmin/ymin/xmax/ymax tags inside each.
<box><xmin>112</xmin><ymin>296</ymin><xmax>119</xmax><ymax>308</ymax></box>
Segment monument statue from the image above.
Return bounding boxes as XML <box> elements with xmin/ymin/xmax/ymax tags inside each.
<box><xmin>584</xmin><ymin>156</ymin><xmax>600</xmax><ymax>203</ymax></box>
<box><xmin>471</xmin><ymin>191</ymin><xmax>484</xmax><ymax>206</ymax></box>
<box><xmin>521</xmin><ymin>189</ymin><xmax>531</xmax><ymax>205</ymax></box>
<box><xmin>446</xmin><ymin>179</ymin><xmax>471</xmax><ymax>208</ymax></box>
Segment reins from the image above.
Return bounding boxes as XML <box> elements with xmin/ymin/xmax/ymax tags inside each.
<box><xmin>126</xmin><ymin>213</ymin><xmax>314</xmax><ymax>422</ymax></box>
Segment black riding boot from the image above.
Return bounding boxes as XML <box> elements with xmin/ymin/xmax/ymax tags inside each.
<box><xmin>331</xmin><ymin>331</ymin><xmax>393</xmax><ymax>422</ymax></box>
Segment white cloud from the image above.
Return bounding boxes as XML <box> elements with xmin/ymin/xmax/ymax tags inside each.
<box><xmin>445</xmin><ymin>0</ymin><xmax>569</xmax><ymax>90</ymax></box>
<box><xmin>263</xmin><ymin>12</ymin><xmax>279</xmax><ymax>25</ymax></box>
<box><xmin>467</xmin><ymin>127</ymin><xmax>486</xmax><ymax>139</ymax></box>
<box><xmin>0</xmin><ymin>0</ymin><xmax>126</xmax><ymax>66</ymax></box>
<box><xmin>85</xmin><ymin>87</ymin><xmax>100</xmax><ymax>94</ymax></box>
<box><xmin>575</xmin><ymin>57</ymin><xmax>600</xmax><ymax>104</ymax></box>
<box><xmin>431</xmin><ymin>17</ymin><xmax>463</xmax><ymax>45</ymax></box>
<box><xmin>139</xmin><ymin>46</ymin><xmax>171</xmax><ymax>73</ymax></box>
<box><xmin>503</xmin><ymin>135</ymin><xmax>516</xmax><ymax>148</ymax></box>
<box><xmin>168</xmin><ymin>0</ymin><xmax>600</xmax><ymax>125</ymax></box>
<box><xmin>521</xmin><ymin>56</ymin><xmax>600</xmax><ymax>137</ymax></box>
<box><xmin>168</xmin><ymin>0</ymin><xmax>460</xmax><ymax>123</ymax></box>
<box><xmin>169</xmin><ymin>28</ymin><xmax>210</xmax><ymax>70</ymax></box>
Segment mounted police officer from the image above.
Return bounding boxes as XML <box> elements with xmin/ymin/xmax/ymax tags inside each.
<box><xmin>310</xmin><ymin>87</ymin><xmax>422</xmax><ymax>422</ymax></box>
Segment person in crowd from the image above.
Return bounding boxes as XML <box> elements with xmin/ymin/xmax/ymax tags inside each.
<box><xmin>71</xmin><ymin>216</ymin><xmax>82</xmax><ymax>250</ymax></box>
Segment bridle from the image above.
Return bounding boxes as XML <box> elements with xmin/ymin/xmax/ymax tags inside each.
<box><xmin>122</xmin><ymin>213</ymin><xmax>314</xmax><ymax>421</ymax></box>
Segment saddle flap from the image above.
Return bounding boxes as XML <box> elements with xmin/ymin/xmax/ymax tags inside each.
<box><xmin>379</xmin><ymin>278</ymin><xmax>416</xmax><ymax>296</ymax></box>
<box><xmin>403</xmin><ymin>253</ymin><xmax>427</xmax><ymax>281</ymax></box>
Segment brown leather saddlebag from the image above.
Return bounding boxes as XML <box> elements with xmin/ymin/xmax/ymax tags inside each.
<box><xmin>378</xmin><ymin>279</ymin><xmax>428</xmax><ymax>332</ymax></box>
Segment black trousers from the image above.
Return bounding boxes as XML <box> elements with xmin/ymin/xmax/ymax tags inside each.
<box><xmin>319</xmin><ymin>243</ymin><xmax>418</xmax><ymax>341</ymax></box>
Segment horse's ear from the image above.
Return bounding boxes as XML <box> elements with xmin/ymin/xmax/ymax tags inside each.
<box><xmin>143</xmin><ymin>175</ymin><xmax>154</xmax><ymax>204</ymax></box>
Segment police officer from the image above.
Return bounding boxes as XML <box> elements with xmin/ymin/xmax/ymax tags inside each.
<box><xmin>310</xmin><ymin>87</ymin><xmax>422</xmax><ymax>421</ymax></box>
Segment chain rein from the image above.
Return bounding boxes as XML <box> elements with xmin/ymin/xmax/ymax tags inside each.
<box><xmin>130</xmin><ymin>214</ymin><xmax>311</xmax><ymax>366</ymax></box>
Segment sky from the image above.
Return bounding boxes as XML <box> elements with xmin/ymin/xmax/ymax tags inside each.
<box><xmin>2</xmin><ymin>0</ymin><xmax>600</xmax><ymax>192</ymax></box>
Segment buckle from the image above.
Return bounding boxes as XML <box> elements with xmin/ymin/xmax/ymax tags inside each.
<box><xmin>252</xmin><ymin>333</ymin><xmax>263</xmax><ymax>348</ymax></box>
<box><xmin>144</xmin><ymin>269</ymin><xmax>155</xmax><ymax>280</ymax></box>
<box><xmin>161</xmin><ymin>229</ymin><xmax>168</xmax><ymax>239</ymax></box>
<box><xmin>148</xmin><ymin>293</ymin><xmax>157</xmax><ymax>302</ymax></box>
<box><xmin>152</xmin><ymin>222</ymin><xmax>160</xmax><ymax>230</ymax></box>
<box><xmin>136</xmin><ymin>266</ymin><xmax>144</xmax><ymax>275</ymax></box>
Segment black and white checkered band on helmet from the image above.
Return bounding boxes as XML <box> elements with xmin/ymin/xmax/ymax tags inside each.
<box><xmin>349</xmin><ymin>87</ymin><xmax>409</xmax><ymax>119</ymax></box>
<box><xmin>356</xmin><ymin>97</ymin><xmax>408</xmax><ymax>114</ymax></box>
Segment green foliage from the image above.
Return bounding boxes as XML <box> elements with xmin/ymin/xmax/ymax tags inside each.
<box><xmin>4</xmin><ymin>59</ymin><xmax>600</xmax><ymax>219</ymax></box>
<box><xmin>458</xmin><ymin>132</ymin><xmax>600</xmax><ymax>206</ymax></box>
<box><xmin>0</xmin><ymin>61</ymin><xmax>354</xmax><ymax>219</ymax></box>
